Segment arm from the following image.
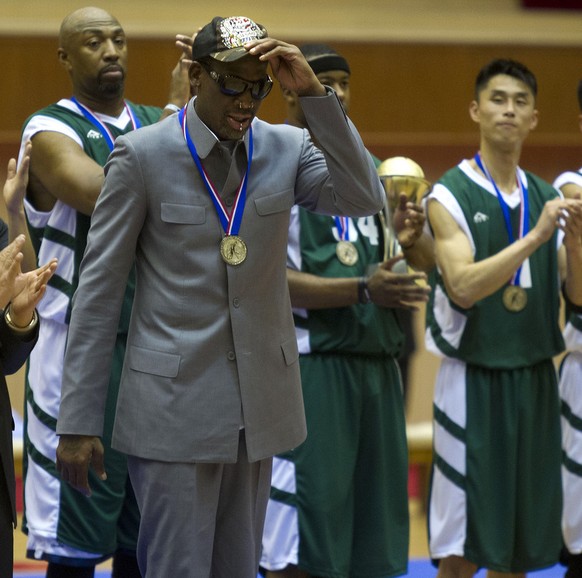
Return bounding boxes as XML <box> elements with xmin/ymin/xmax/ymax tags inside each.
<box><xmin>56</xmin><ymin>135</ymin><xmax>146</xmax><ymax>496</ymax></box>
<box><xmin>0</xmin><ymin>235</ymin><xmax>57</xmax><ymax>372</ymax></box>
<box><xmin>248</xmin><ymin>38</ymin><xmax>384</xmax><ymax>217</ymax></box>
<box><xmin>401</xmin><ymin>235</ymin><xmax>434</xmax><ymax>273</ymax></box>
<box><xmin>0</xmin><ymin>257</ymin><xmax>57</xmax><ymax>373</ymax></box>
<box><xmin>247</xmin><ymin>38</ymin><xmax>326</xmax><ymax>98</ymax></box>
<box><xmin>288</xmin><ymin>268</ymin><xmax>359</xmax><ymax>309</ymax></box>
<box><xmin>288</xmin><ymin>261</ymin><xmax>429</xmax><ymax>311</ymax></box>
<box><xmin>28</xmin><ymin>30</ymin><xmax>197</xmax><ymax>216</ymax></box>
<box><xmin>28</xmin><ymin>130</ymin><xmax>104</xmax><ymax>215</ymax></box>
<box><xmin>559</xmin><ymin>182</ymin><xmax>582</xmax><ymax>200</ymax></box>
<box><xmin>0</xmin><ymin>313</ymin><xmax>39</xmax><ymax>375</ymax></box>
<box><xmin>429</xmin><ymin>196</ymin><xmax>566</xmax><ymax>309</ymax></box>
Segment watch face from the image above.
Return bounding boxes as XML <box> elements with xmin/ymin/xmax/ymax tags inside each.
<box><xmin>336</xmin><ymin>240</ymin><xmax>358</xmax><ymax>266</ymax></box>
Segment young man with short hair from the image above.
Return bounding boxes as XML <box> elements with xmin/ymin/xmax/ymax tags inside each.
<box><xmin>426</xmin><ymin>58</ymin><xmax>582</xmax><ymax>578</ymax></box>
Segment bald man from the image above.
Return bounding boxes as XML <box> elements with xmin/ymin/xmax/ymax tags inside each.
<box><xmin>17</xmin><ymin>7</ymin><xmax>190</xmax><ymax>577</ymax></box>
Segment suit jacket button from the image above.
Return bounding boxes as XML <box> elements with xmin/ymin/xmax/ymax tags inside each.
<box><xmin>227</xmin><ymin>350</ymin><xmax>236</xmax><ymax>360</ymax></box>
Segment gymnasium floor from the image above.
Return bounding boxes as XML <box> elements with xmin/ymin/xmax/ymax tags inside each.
<box><xmin>12</xmin><ymin>500</ymin><xmax>568</xmax><ymax>577</ymax></box>
<box><xmin>10</xmin><ymin>566</ymin><xmax>569</xmax><ymax>578</ymax></box>
<box><xmin>10</xmin><ymin>449</ymin><xmax>565</xmax><ymax>577</ymax></box>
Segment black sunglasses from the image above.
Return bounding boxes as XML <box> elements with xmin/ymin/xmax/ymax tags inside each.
<box><xmin>199</xmin><ymin>61</ymin><xmax>273</xmax><ymax>100</ymax></box>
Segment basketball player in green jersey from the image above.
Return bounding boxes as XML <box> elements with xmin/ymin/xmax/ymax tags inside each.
<box><xmin>426</xmin><ymin>58</ymin><xmax>582</xmax><ymax>577</ymax></box>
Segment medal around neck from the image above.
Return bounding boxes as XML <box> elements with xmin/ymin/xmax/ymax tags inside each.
<box><xmin>336</xmin><ymin>240</ymin><xmax>358</xmax><ymax>266</ymax></box>
<box><xmin>179</xmin><ymin>107</ymin><xmax>253</xmax><ymax>268</ymax></box>
<box><xmin>476</xmin><ymin>152</ymin><xmax>530</xmax><ymax>314</ymax></box>
<box><xmin>220</xmin><ymin>235</ymin><xmax>247</xmax><ymax>266</ymax></box>
<box><xmin>502</xmin><ymin>285</ymin><xmax>527</xmax><ymax>312</ymax></box>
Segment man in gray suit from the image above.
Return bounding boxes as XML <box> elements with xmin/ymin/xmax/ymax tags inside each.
<box><xmin>55</xmin><ymin>15</ymin><xmax>384</xmax><ymax>578</ymax></box>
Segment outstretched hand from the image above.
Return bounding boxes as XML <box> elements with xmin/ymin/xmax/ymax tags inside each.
<box><xmin>10</xmin><ymin>257</ymin><xmax>58</xmax><ymax>326</ymax></box>
<box><xmin>0</xmin><ymin>236</ymin><xmax>27</xmax><ymax>309</ymax></box>
<box><xmin>167</xmin><ymin>30</ymin><xmax>199</xmax><ymax>106</ymax></box>
<box><xmin>0</xmin><ymin>233</ymin><xmax>57</xmax><ymax>323</ymax></box>
<box><xmin>3</xmin><ymin>141</ymin><xmax>30</xmax><ymax>216</ymax></box>
<box><xmin>175</xmin><ymin>29</ymin><xmax>199</xmax><ymax>67</ymax></box>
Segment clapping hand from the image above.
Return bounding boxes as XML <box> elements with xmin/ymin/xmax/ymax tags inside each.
<box><xmin>0</xmin><ymin>235</ymin><xmax>57</xmax><ymax>325</ymax></box>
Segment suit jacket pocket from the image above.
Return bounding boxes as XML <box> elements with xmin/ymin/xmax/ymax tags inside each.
<box><xmin>281</xmin><ymin>337</ymin><xmax>299</xmax><ymax>366</ymax></box>
<box><xmin>254</xmin><ymin>189</ymin><xmax>294</xmax><ymax>216</ymax></box>
<box><xmin>128</xmin><ymin>345</ymin><xmax>181</xmax><ymax>377</ymax></box>
<box><xmin>161</xmin><ymin>203</ymin><xmax>206</xmax><ymax>224</ymax></box>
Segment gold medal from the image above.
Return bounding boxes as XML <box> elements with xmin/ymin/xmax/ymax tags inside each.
<box><xmin>220</xmin><ymin>235</ymin><xmax>247</xmax><ymax>266</ymax></box>
<box><xmin>502</xmin><ymin>285</ymin><xmax>527</xmax><ymax>312</ymax></box>
<box><xmin>336</xmin><ymin>240</ymin><xmax>358</xmax><ymax>266</ymax></box>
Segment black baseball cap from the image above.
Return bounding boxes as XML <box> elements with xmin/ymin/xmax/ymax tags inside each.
<box><xmin>192</xmin><ymin>16</ymin><xmax>268</xmax><ymax>62</ymax></box>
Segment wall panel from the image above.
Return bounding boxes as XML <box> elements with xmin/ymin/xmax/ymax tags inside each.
<box><xmin>2</xmin><ymin>36</ymin><xmax>582</xmax><ymax>182</ymax></box>
<box><xmin>2</xmin><ymin>31</ymin><xmax>582</xmax><ymax>423</ymax></box>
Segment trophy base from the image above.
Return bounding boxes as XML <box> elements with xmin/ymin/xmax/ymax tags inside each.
<box><xmin>366</xmin><ymin>259</ymin><xmax>408</xmax><ymax>276</ymax></box>
<box><xmin>391</xmin><ymin>260</ymin><xmax>409</xmax><ymax>274</ymax></box>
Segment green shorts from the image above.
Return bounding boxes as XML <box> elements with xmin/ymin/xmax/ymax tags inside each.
<box><xmin>263</xmin><ymin>353</ymin><xmax>409</xmax><ymax>578</ymax></box>
<box><xmin>429</xmin><ymin>358</ymin><xmax>562</xmax><ymax>572</ymax></box>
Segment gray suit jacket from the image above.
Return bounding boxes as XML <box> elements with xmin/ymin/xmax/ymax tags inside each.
<box><xmin>57</xmin><ymin>90</ymin><xmax>384</xmax><ymax>463</ymax></box>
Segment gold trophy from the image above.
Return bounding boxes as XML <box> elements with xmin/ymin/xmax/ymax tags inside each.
<box><xmin>376</xmin><ymin>156</ymin><xmax>431</xmax><ymax>265</ymax></box>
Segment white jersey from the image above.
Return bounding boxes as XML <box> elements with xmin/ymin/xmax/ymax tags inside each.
<box><xmin>20</xmin><ymin>99</ymin><xmax>133</xmax><ymax>324</ymax></box>
<box><xmin>559</xmin><ymin>308</ymin><xmax>582</xmax><ymax>555</ymax></box>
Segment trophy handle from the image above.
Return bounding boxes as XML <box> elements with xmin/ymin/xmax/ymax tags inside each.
<box><xmin>378</xmin><ymin>208</ymin><xmax>399</xmax><ymax>262</ymax></box>
<box><xmin>378</xmin><ymin>210</ymin><xmax>389</xmax><ymax>262</ymax></box>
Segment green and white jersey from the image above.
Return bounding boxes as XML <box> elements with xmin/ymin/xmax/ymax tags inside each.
<box><xmin>288</xmin><ymin>205</ymin><xmax>403</xmax><ymax>357</ymax></box>
<box><xmin>426</xmin><ymin>159</ymin><xmax>564</xmax><ymax>369</ymax></box>
<box><xmin>563</xmin><ymin>311</ymin><xmax>582</xmax><ymax>352</ymax></box>
<box><xmin>553</xmin><ymin>167</ymin><xmax>582</xmax><ymax>192</ymax></box>
<box><xmin>553</xmin><ymin>170</ymin><xmax>582</xmax><ymax>352</ymax></box>
<box><xmin>21</xmin><ymin>98</ymin><xmax>161</xmax><ymax>326</ymax></box>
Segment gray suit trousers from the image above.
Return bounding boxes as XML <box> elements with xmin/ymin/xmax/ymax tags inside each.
<box><xmin>127</xmin><ymin>431</ymin><xmax>272</xmax><ymax>577</ymax></box>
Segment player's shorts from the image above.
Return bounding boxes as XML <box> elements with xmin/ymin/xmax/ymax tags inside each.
<box><xmin>429</xmin><ymin>357</ymin><xmax>562</xmax><ymax>572</ymax></box>
<box><xmin>560</xmin><ymin>351</ymin><xmax>582</xmax><ymax>555</ymax></box>
<box><xmin>261</xmin><ymin>353</ymin><xmax>408</xmax><ymax>578</ymax></box>
<box><xmin>24</xmin><ymin>317</ymin><xmax>139</xmax><ymax>564</ymax></box>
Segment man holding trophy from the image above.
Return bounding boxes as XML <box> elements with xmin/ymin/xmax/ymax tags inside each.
<box><xmin>260</xmin><ymin>44</ymin><xmax>434</xmax><ymax>578</ymax></box>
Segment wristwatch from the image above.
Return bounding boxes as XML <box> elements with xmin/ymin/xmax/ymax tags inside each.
<box><xmin>358</xmin><ymin>277</ymin><xmax>371</xmax><ymax>304</ymax></box>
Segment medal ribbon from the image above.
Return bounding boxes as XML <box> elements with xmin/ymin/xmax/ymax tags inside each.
<box><xmin>474</xmin><ymin>152</ymin><xmax>529</xmax><ymax>286</ymax></box>
<box><xmin>178</xmin><ymin>106</ymin><xmax>252</xmax><ymax>236</ymax></box>
<box><xmin>334</xmin><ymin>216</ymin><xmax>350</xmax><ymax>241</ymax></box>
<box><xmin>71</xmin><ymin>96</ymin><xmax>142</xmax><ymax>151</ymax></box>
